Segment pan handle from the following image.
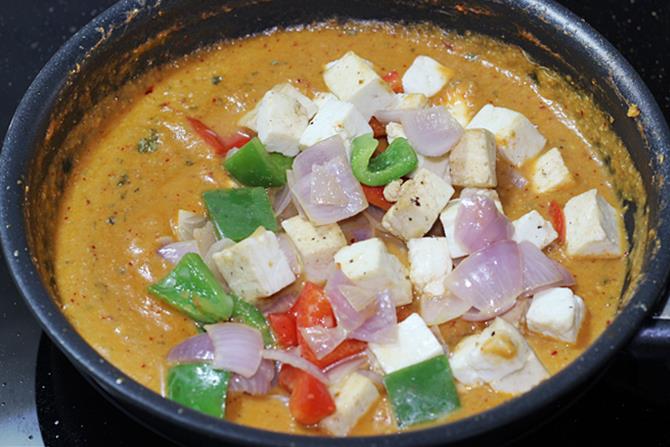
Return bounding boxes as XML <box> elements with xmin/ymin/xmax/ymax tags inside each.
<box><xmin>628</xmin><ymin>292</ymin><xmax>670</xmax><ymax>359</ymax></box>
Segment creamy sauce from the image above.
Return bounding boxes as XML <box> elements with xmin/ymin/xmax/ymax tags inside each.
<box><xmin>52</xmin><ymin>22</ymin><xmax>637</xmax><ymax>435</ymax></box>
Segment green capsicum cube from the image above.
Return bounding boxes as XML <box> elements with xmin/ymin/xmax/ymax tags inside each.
<box><xmin>149</xmin><ymin>253</ymin><xmax>234</xmax><ymax>323</ymax></box>
<box><xmin>350</xmin><ymin>133</ymin><xmax>418</xmax><ymax>186</ymax></box>
<box><xmin>383</xmin><ymin>355</ymin><xmax>460</xmax><ymax>427</ymax></box>
<box><xmin>231</xmin><ymin>297</ymin><xmax>275</xmax><ymax>348</ymax></box>
<box><xmin>203</xmin><ymin>187</ymin><xmax>278</xmax><ymax>241</ymax></box>
<box><xmin>167</xmin><ymin>363</ymin><xmax>230</xmax><ymax>418</ymax></box>
<box><xmin>224</xmin><ymin>137</ymin><xmax>293</xmax><ymax>187</ymax></box>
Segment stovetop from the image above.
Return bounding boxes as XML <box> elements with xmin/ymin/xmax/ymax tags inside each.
<box><xmin>1</xmin><ymin>1</ymin><xmax>670</xmax><ymax>446</ymax></box>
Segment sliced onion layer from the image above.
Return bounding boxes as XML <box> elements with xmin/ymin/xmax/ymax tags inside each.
<box><xmin>519</xmin><ymin>241</ymin><xmax>575</xmax><ymax>295</ymax></box>
<box><xmin>166</xmin><ymin>333</ymin><xmax>214</xmax><ymax>364</ymax></box>
<box><xmin>299</xmin><ymin>325</ymin><xmax>348</xmax><ymax>360</ymax></box>
<box><xmin>259</xmin><ymin>291</ymin><xmax>300</xmax><ymax>315</ymax></box>
<box><xmin>262</xmin><ymin>348</ymin><xmax>329</xmax><ymax>384</ymax></box>
<box><xmin>158</xmin><ymin>240</ymin><xmax>199</xmax><ymax>264</ymax></box>
<box><xmin>272</xmin><ymin>185</ymin><xmax>292</xmax><ymax>216</ymax></box>
<box><xmin>324</xmin><ymin>269</ymin><xmax>374</xmax><ymax>332</ymax></box>
<box><xmin>230</xmin><ymin>359</ymin><xmax>276</xmax><ymax>395</ymax></box>
<box><xmin>339</xmin><ymin>213</ymin><xmax>374</xmax><ymax>244</ymax></box>
<box><xmin>277</xmin><ymin>233</ymin><xmax>302</xmax><ymax>276</ymax></box>
<box><xmin>455</xmin><ymin>195</ymin><xmax>513</xmax><ymax>254</ymax></box>
<box><xmin>205</xmin><ymin>323</ymin><xmax>263</xmax><ymax>378</ymax></box>
<box><xmin>349</xmin><ymin>290</ymin><xmax>397</xmax><ymax>343</ymax></box>
<box><xmin>323</xmin><ymin>353</ymin><xmax>367</xmax><ymax>384</ymax></box>
<box><xmin>420</xmin><ymin>293</ymin><xmax>470</xmax><ymax>325</ymax></box>
<box><xmin>445</xmin><ymin>240</ymin><xmax>523</xmax><ymax>314</ymax></box>
<box><xmin>461</xmin><ymin>300</ymin><xmax>517</xmax><ymax>321</ymax></box>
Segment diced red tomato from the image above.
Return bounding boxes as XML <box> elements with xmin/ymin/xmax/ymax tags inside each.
<box><xmin>548</xmin><ymin>200</ymin><xmax>566</xmax><ymax>244</ymax></box>
<box><xmin>383</xmin><ymin>70</ymin><xmax>403</xmax><ymax>93</ymax></box>
<box><xmin>268</xmin><ymin>312</ymin><xmax>298</xmax><ymax>348</ymax></box>
<box><xmin>278</xmin><ymin>364</ymin><xmax>300</xmax><ymax>392</ymax></box>
<box><xmin>361</xmin><ymin>185</ymin><xmax>393</xmax><ymax>211</ymax></box>
<box><xmin>186</xmin><ymin>117</ymin><xmax>253</xmax><ymax>156</ymax></box>
<box><xmin>299</xmin><ymin>334</ymin><xmax>367</xmax><ymax>369</ymax></box>
<box><xmin>291</xmin><ymin>282</ymin><xmax>336</xmax><ymax>329</ymax></box>
<box><xmin>369</xmin><ymin>117</ymin><xmax>386</xmax><ymax>138</ymax></box>
<box><xmin>288</xmin><ymin>370</ymin><xmax>336</xmax><ymax>425</ymax></box>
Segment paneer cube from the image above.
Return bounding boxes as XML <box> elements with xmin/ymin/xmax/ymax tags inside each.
<box><xmin>564</xmin><ymin>189</ymin><xmax>623</xmax><ymax>257</ymax></box>
<box><xmin>212</xmin><ymin>227</ymin><xmax>296</xmax><ymax>303</ymax></box>
<box><xmin>323</xmin><ymin>51</ymin><xmax>396</xmax><ymax>120</ymax></box>
<box><xmin>531</xmin><ymin>147</ymin><xmax>573</xmax><ymax>193</ymax></box>
<box><xmin>401</xmin><ymin>55</ymin><xmax>453</xmax><ymax>97</ymax></box>
<box><xmin>238</xmin><ymin>83</ymin><xmax>316</xmax><ymax>133</ymax></box>
<box><xmin>382</xmin><ymin>168</ymin><xmax>455</xmax><ymax>241</ymax></box>
<box><xmin>281</xmin><ymin>216</ymin><xmax>347</xmax><ymax>283</ymax></box>
<box><xmin>383</xmin><ymin>179</ymin><xmax>403</xmax><ymax>202</ymax></box>
<box><xmin>408</xmin><ymin>237</ymin><xmax>452</xmax><ymax>297</ymax></box>
<box><xmin>385</xmin><ymin>122</ymin><xmax>406</xmax><ymax>143</ymax></box>
<box><xmin>449</xmin><ymin>318</ymin><xmax>549</xmax><ymax>394</ymax></box>
<box><xmin>467</xmin><ymin>104</ymin><xmax>546</xmax><ymax>167</ymax></box>
<box><xmin>300</xmin><ymin>98</ymin><xmax>372</xmax><ymax>149</ymax></box>
<box><xmin>256</xmin><ymin>90</ymin><xmax>312</xmax><ymax>156</ymax></box>
<box><xmin>443</xmin><ymin>81</ymin><xmax>476</xmax><ymax>127</ymax></box>
<box><xmin>448</xmin><ymin>128</ymin><xmax>497</xmax><ymax>188</ymax></box>
<box><xmin>321</xmin><ymin>373</ymin><xmax>380</xmax><ymax>437</ymax></box>
<box><xmin>369</xmin><ymin>313</ymin><xmax>444</xmax><ymax>374</ymax></box>
<box><xmin>313</xmin><ymin>91</ymin><xmax>338</xmax><ymax>110</ymax></box>
<box><xmin>511</xmin><ymin>210</ymin><xmax>558</xmax><ymax>250</ymax></box>
<box><xmin>391</xmin><ymin>92</ymin><xmax>429</xmax><ymax>110</ymax></box>
<box><xmin>334</xmin><ymin>238</ymin><xmax>412</xmax><ymax>306</ymax></box>
<box><xmin>526</xmin><ymin>287</ymin><xmax>585</xmax><ymax>343</ymax></box>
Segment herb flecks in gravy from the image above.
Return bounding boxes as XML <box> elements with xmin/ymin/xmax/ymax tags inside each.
<box><xmin>51</xmin><ymin>21</ymin><xmax>643</xmax><ymax>435</ymax></box>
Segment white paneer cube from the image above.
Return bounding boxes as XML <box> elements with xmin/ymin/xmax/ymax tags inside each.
<box><xmin>385</xmin><ymin>122</ymin><xmax>406</xmax><ymax>143</ymax></box>
<box><xmin>564</xmin><ymin>189</ymin><xmax>623</xmax><ymax>258</ymax></box>
<box><xmin>313</xmin><ymin>91</ymin><xmax>338</xmax><ymax>110</ymax></box>
<box><xmin>212</xmin><ymin>227</ymin><xmax>296</xmax><ymax>303</ymax></box>
<box><xmin>299</xmin><ymin>98</ymin><xmax>372</xmax><ymax>149</ymax></box>
<box><xmin>323</xmin><ymin>51</ymin><xmax>396</xmax><ymax>120</ymax></box>
<box><xmin>238</xmin><ymin>83</ymin><xmax>316</xmax><ymax>133</ymax></box>
<box><xmin>334</xmin><ymin>238</ymin><xmax>412</xmax><ymax>306</ymax></box>
<box><xmin>448</xmin><ymin>128</ymin><xmax>497</xmax><ymax>188</ymax></box>
<box><xmin>526</xmin><ymin>287</ymin><xmax>586</xmax><ymax>343</ymax></box>
<box><xmin>256</xmin><ymin>91</ymin><xmax>311</xmax><ymax>156</ymax></box>
<box><xmin>281</xmin><ymin>216</ymin><xmax>347</xmax><ymax>283</ymax></box>
<box><xmin>383</xmin><ymin>179</ymin><xmax>403</xmax><ymax>202</ymax></box>
<box><xmin>369</xmin><ymin>313</ymin><xmax>444</xmax><ymax>374</ymax></box>
<box><xmin>402</xmin><ymin>56</ymin><xmax>453</xmax><ymax>97</ymax></box>
<box><xmin>382</xmin><ymin>168</ymin><xmax>455</xmax><ymax>241</ymax></box>
<box><xmin>391</xmin><ymin>93</ymin><xmax>429</xmax><ymax>110</ymax></box>
<box><xmin>408</xmin><ymin>237</ymin><xmax>452</xmax><ymax>298</ymax></box>
<box><xmin>321</xmin><ymin>373</ymin><xmax>380</xmax><ymax>437</ymax></box>
<box><xmin>450</xmin><ymin>318</ymin><xmax>549</xmax><ymax>394</ymax></box>
<box><xmin>512</xmin><ymin>210</ymin><xmax>558</xmax><ymax>250</ymax></box>
<box><xmin>531</xmin><ymin>147</ymin><xmax>573</xmax><ymax>193</ymax></box>
<box><xmin>467</xmin><ymin>104</ymin><xmax>546</xmax><ymax>167</ymax></box>
<box><xmin>439</xmin><ymin>200</ymin><xmax>468</xmax><ymax>259</ymax></box>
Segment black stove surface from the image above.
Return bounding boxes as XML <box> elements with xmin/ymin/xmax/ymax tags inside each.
<box><xmin>1</xmin><ymin>1</ymin><xmax>670</xmax><ymax>446</ymax></box>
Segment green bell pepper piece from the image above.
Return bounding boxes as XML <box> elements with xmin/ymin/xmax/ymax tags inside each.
<box><xmin>350</xmin><ymin>134</ymin><xmax>418</xmax><ymax>186</ymax></box>
<box><xmin>167</xmin><ymin>363</ymin><xmax>230</xmax><ymax>418</ymax></box>
<box><xmin>231</xmin><ymin>298</ymin><xmax>275</xmax><ymax>348</ymax></box>
<box><xmin>224</xmin><ymin>137</ymin><xmax>293</xmax><ymax>187</ymax></box>
<box><xmin>383</xmin><ymin>355</ymin><xmax>460</xmax><ymax>427</ymax></box>
<box><xmin>203</xmin><ymin>187</ymin><xmax>278</xmax><ymax>241</ymax></box>
<box><xmin>148</xmin><ymin>253</ymin><xmax>234</xmax><ymax>323</ymax></box>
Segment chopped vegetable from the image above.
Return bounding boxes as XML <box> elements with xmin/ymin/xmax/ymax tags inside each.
<box><xmin>299</xmin><ymin>335</ymin><xmax>367</xmax><ymax>369</ymax></box>
<box><xmin>268</xmin><ymin>312</ymin><xmax>298</xmax><ymax>348</ymax></box>
<box><xmin>187</xmin><ymin>117</ymin><xmax>252</xmax><ymax>156</ymax></box>
<box><xmin>291</xmin><ymin>282</ymin><xmax>336</xmax><ymax>329</ymax></box>
<box><xmin>137</xmin><ymin>128</ymin><xmax>160</xmax><ymax>153</ymax></box>
<box><xmin>548</xmin><ymin>200</ymin><xmax>566</xmax><ymax>244</ymax></box>
<box><xmin>350</xmin><ymin>134</ymin><xmax>418</xmax><ymax>186</ymax></box>
<box><xmin>455</xmin><ymin>195</ymin><xmax>513</xmax><ymax>254</ymax></box>
<box><xmin>167</xmin><ymin>333</ymin><xmax>214</xmax><ymax>365</ymax></box>
<box><xmin>288</xmin><ymin>369</ymin><xmax>337</xmax><ymax>425</ymax></box>
<box><xmin>229</xmin><ymin>359</ymin><xmax>275</xmax><ymax>395</ymax></box>
<box><xmin>167</xmin><ymin>363</ymin><xmax>231</xmax><ymax>418</ymax></box>
<box><xmin>205</xmin><ymin>322</ymin><xmax>264</xmax><ymax>377</ymax></box>
<box><xmin>224</xmin><ymin>137</ymin><xmax>293</xmax><ymax>187</ymax></box>
<box><xmin>231</xmin><ymin>297</ymin><xmax>275</xmax><ymax>347</ymax></box>
<box><xmin>148</xmin><ymin>253</ymin><xmax>234</xmax><ymax>323</ymax></box>
<box><xmin>382</xmin><ymin>70</ymin><xmax>404</xmax><ymax>93</ymax></box>
<box><xmin>361</xmin><ymin>185</ymin><xmax>393</xmax><ymax>210</ymax></box>
<box><xmin>383</xmin><ymin>355</ymin><xmax>460</xmax><ymax>427</ymax></box>
<box><xmin>203</xmin><ymin>188</ymin><xmax>278</xmax><ymax>241</ymax></box>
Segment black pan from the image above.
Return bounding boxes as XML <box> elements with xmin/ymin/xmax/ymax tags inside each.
<box><xmin>1</xmin><ymin>1</ymin><xmax>669</xmax><ymax>446</ymax></box>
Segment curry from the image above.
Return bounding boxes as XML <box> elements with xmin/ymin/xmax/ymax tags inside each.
<box><xmin>51</xmin><ymin>21</ymin><xmax>640</xmax><ymax>436</ymax></box>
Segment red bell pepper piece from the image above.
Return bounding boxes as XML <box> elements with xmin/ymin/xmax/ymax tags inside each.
<box><xmin>268</xmin><ymin>312</ymin><xmax>298</xmax><ymax>348</ymax></box>
<box><xmin>291</xmin><ymin>282</ymin><xmax>336</xmax><ymax>328</ymax></box>
<box><xmin>361</xmin><ymin>184</ymin><xmax>393</xmax><ymax>211</ymax></box>
<box><xmin>299</xmin><ymin>334</ymin><xmax>367</xmax><ymax>369</ymax></box>
<box><xmin>187</xmin><ymin>117</ymin><xmax>253</xmax><ymax>156</ymax></box>
<box><xmin>383</xmin><ymin>70</ymin><xmax>404</xmax><ymax>93</ymax></box>
<box><xmin>288</xmin><ymin>369</ymin><xmax>336</xmax><ymax>425</ymax></box>
<box><xmin>278</xmin><ymin>364</ymin><xmax>300</xmax><ymax>392</ymax></box>
<box><xmin>548</xmin><ymin>200</ymin><xmax>566</xmax><ymax>244</ymax></box>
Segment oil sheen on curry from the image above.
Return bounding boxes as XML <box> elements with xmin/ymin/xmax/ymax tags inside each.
<box><xmin>53</xmin><ymin>21</ymin><xmax>638</xmax><ymax>436</ymax></box>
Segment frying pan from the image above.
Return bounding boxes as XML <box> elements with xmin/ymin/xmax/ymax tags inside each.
<box><xmin>1</xmin><ymin>0</ymin><xmax>669</xmax><ymax>445</ymax></box>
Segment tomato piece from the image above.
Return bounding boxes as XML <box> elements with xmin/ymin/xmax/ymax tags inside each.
<box><xmin>291</xmin><ymin>282</ymin><xmax>336</xmax><ymax>329</ymax></box>
<box><xmin>369</xmin><ymin>117</ymin><xmax>386</xmax><ymax>138</ymax></box>
<box><xmin>187</xmin><ymin>117</ymin><xmax>253</xmax><ymax>156</ymax></box>
<box><xmin>289</xmin><ymin>370</ymin><xmax>336</xmax><ymax>425</ymax></box>
<box><xmin>268</xmin><ymin>312</ymin><xmax>298</xmax><ymax>348</ymax></box>
<box><xmin>278</xmin><ymin>364</ymin><xmax>300</xmax><ymax>392</ymax></box>
<box><xmin>383</xmin><ymin>70</ymin><xmax>403</xmax><ymax>93</ymax></box>
<box><xmin>548</xmin><ymin>200</ymin><xmax>566</xmax><ymax>244</ymax></box>
<box><xmin>299</xmin><ymin>334</ymin><xmax>367</xmax><ymax>369</ymax></box>
<box><xmin>361</xmin><ymin>184</ymin><xmax>393</xmax><ymax>211</ymax></box>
